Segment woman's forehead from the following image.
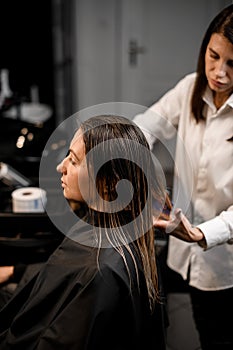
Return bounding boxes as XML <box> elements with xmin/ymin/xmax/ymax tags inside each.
<box><xmin>70</xmin><ymin>128</ymin><xmax>83</xmax><ymax>146</ymax></box>
<box><xmin>70</xmin><ymin>128</ymin><xmax>85</xmax><ymax>154</ymax></box>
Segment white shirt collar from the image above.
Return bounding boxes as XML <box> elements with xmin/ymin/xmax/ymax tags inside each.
<box><xmin>202</xmin><ymin>85</ymin><xmax>233</xmax><ymax>111</ymax></box>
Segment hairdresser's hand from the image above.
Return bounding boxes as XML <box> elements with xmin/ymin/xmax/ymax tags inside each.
<box><xmin>153</xmin><ymin>208</ymin><xmax>206</xmax><ymax>244</ymax></box>
<box><xmin>0</xmin><ymin>266</ymin><xmax>14</xmax><ymax>284</ymax></box>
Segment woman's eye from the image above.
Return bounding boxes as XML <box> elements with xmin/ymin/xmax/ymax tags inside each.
<box><xmin>69</xmin><ymin>157</ymin><xmax>76</xmax><ymax>166</ymax></box>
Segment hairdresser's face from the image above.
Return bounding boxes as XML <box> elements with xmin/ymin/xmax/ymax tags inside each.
<box><xmin>58</xmin><ymin>129</ymin><xmax>89</xmax><ymax>203</ymax></box>
<box><xmin>205</xmin><ymin>33</ymin><xmax>233</xmax><ymax>98</ymax></box>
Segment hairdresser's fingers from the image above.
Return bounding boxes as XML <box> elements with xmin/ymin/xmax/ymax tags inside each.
<box><xmin>168</xmin><ymin>209</ymin><xmax>204</xmax><ymax>242</ymax></box>
<box><xmin>152</xmin><ymin>208</ymin><xmax>181</xmax><ymax>229</ymax></box>
<box><xmin>153</xmin><ymin>217</ymin><xmax>168</xmax><ymax>229</ymax></box>
<box><xmin>154</xmin><ymin>208</ymin><xmax>205</xmax><ymax>243</ymax></box>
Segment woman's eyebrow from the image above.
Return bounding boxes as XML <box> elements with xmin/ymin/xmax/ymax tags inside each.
<box><xmin>69</xmin><ymin>149</ymin><xmax>80</xmax><ymax>161</ymax></box>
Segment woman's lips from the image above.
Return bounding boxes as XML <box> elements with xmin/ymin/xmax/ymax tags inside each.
<box><xmin>61</xmin><ymin>179</ymin><xmax>66</xmax><ymax>187</ymax></box>
<box><xmin>210</xmin><ymin>78</ymin><xmax>226</xmax><ymax>88</ymax></box>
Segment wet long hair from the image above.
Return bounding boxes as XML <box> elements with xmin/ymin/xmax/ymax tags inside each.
<box><xmin>191</xmin><ymin>4</ymin><xmax>233</xmax><ymax>121</ymax></box>
<box><xmin>80</xmin><ymin>115</ymin><xmax>171</xmax><ymax>311</ymax></box>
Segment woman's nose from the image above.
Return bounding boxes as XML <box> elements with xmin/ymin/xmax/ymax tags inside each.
<box><xmin>56</xmin><ymin>160</ymin><xmax>64</xmax><ymax>173</ymax></box>
<box><xmin>215</xmin><ymin>61</ymin><xmax>227</xmax><ymax>78</ymax></box>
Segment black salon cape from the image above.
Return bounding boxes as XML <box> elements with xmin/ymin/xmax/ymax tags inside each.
<box><xmin>0</xmin><ymin>220</ymin><xmax>166</xmax><ymax>349</ymax></box>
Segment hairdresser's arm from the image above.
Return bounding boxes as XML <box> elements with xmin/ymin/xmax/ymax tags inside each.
<box><xmin>154</xmin><ymin>207</ymin><xmax>233</xmax><ymax>250</ymax></box>
<box><xmin>133</xmin><ymin>74</ymin><xmax>196</xmax><ymax>149</ymax></box>
<box><xmin>196</xmin><ymin>206</ymin><xmax>233</xmax><ymax>249</ymax></box>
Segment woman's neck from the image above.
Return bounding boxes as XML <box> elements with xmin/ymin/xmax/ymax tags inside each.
<box><xmin>213</xmin><ymin>91</ymin><xmax>232</xmax><ymax>109</ymax></box>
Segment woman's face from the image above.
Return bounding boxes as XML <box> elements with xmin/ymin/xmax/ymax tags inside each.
<box><xmin>205</xmin><ymin>33</ymin><xmax>233</xmax><ymax>99</ymax></box>
<box><xmin>58</xmin><ymin>129</ymin><xmax>89</xmax><ymax>203</ymax></box>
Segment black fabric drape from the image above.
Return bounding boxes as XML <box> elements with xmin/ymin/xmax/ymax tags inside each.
<box><xmin>0</xmin><ymin>219</ymin><xmax>166</xmax><ymax>349</ymax></box>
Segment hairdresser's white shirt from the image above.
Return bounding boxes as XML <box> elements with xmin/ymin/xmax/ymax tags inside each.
<box><xmin>133</xmin><ymin>72</ymin><xmax>233</xmax><ymax>290</ymax></box>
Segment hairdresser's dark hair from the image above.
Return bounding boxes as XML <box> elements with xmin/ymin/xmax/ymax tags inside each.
<box><xmin>191</xmin><ymin>5</ymin><xmax>233</xmax><ymax>121</ymax></box>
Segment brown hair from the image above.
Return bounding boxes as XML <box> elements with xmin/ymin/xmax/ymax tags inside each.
<box><xmin>191</xmin><ymin>5</ymin><xmax>233</xmax><ymax>121</ymax></box>
<box><xmin>80</xmin><ymin>115</ymin><xmax>171</xmax><ymax>311</ymax></box>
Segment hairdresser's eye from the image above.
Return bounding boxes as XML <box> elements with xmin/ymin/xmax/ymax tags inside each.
<box><xmin>227</xmin><ymin>60</ymin><xmax>233</xmax><ymax>68</ymax></box>
<box><xmin>209</xmin><ymin>53</ymin><xmax>218</xmax><ymax>60</ymax></box>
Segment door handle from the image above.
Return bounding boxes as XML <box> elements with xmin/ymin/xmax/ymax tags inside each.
<box><xmin>128</xmin><ymin>39</ymin><xmax>146</xmax><ymax>66</ymax></box>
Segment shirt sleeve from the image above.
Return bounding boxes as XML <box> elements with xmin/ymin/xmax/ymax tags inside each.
<box><xmin>197</xmin><ymin>206</ymin><xmax>233</xmax><ymax>249</ymax></box>
<box><xmin>133</xmin><ymin>73</ymin><xmax>196</xmax><ymax>149</ymax></box>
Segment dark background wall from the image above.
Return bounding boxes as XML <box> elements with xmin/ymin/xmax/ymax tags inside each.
<box><xmin>0</xmin><ymin>0</ymin><xmax>54</xmax><ymax>107</ymax></box>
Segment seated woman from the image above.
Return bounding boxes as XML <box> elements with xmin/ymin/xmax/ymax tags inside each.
<box><xmin>0</xmin><ymin>115</ymin><xmax>171</xmax><ymax>349</ymax></box>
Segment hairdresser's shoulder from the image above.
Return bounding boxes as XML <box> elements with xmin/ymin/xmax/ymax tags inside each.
<box><xmin>177</xmin><ymin>72</ymin><xmax>197</xmax><ymax>87</ymax></box>
<box><xmin>170</xmin><ymin>72</ymin><xmax>197</xmax><ymax>98</ymax></box>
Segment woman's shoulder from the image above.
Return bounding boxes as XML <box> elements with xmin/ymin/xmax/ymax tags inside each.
<box><xmin>98</xmin><ymin>245</ymin><xmax>143</xmax><ymax>289</ymax></box>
